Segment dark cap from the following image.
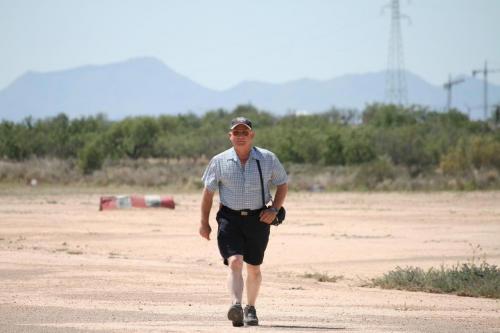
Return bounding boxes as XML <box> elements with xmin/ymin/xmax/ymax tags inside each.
<box><xmin>230</xmin><ymin>117</ymin><xmax>253</xmax><ymax>130</ymax></box>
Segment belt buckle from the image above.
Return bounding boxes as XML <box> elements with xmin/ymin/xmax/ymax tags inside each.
<box><xmin>241</xmin><ymin>210</ymin><xmax>248</xmax><ymax>216</ymax></box>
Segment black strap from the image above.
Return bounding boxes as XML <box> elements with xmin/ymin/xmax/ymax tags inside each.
<box><xmin>254</xmin><ymin>149</ymin><xmax>266</xmax><ymax>208</ymax></box>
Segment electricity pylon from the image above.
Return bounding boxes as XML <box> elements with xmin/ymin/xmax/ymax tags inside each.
<box><xmin>384</xmin><ymin>0</ymin><xmax>410</xmax><ymax>106</ymax></box>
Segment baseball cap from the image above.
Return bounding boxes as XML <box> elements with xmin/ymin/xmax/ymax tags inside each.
<box><xmin>230</xmin><ymin>117</ymin><xmax>253</xmax><ymax>130</ymax></box>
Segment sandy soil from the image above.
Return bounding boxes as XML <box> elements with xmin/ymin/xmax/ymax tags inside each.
<box><xmin>0</xmin><ymin>188</ymin><xmax>499</xmax><ymax>332</ymax></box>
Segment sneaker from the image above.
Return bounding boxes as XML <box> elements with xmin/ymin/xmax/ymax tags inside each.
<box><xmin>227</xmin><ymin>303</ymin><xmax>244</xmax><ymax>327</ymax></box>
<box><xmin>244</xmin><ymin>305</ymin><xmax>259</xmax><ymax>326</ymax></box>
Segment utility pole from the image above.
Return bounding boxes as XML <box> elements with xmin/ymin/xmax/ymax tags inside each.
<box><xmin>443</xmin><ymin>74</ymin><xmax>464</xmax><ymax>112</ymax></box>
<box><xmin>383</xmin><ymin>0</ymin><xmax>410</xmax><ymax>106</ymax></box>
<box><xmin>494</xmin><ymin>104</ymin><xmax>500</xmax><ymax>127</ymax></box>
<box><xmin>472</xmin><ymin>61</ymin><xmax>500</xmax><ymax>120</ymax></box>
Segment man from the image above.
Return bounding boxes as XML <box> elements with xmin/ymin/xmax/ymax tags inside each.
<box><xmin>199</xmin><ymin>116</ymin><xmax>288</xmax><ymax>327</ymax></box>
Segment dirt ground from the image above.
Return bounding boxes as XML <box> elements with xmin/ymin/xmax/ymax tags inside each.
<box><xmin>0</xmin><ymin>187</ymin><xmax>499</xmax><ymax>333</ymax></box>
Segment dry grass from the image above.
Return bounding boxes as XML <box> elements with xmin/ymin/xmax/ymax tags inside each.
<box><xmin>1</xmin><ymin>157</ymin><xmax>500</xmax><ymax>191</ymax></box>
<box><xmin>286</xmin><ymin>162</ymin><xmax>500</xmax><ymax>191</ymax></box>
<box><xmin>371</xmin><ymin>246</ymin><xmax>500</xmax><ymax>299</ymax></box>
<box><xmin>300</xmin><ymin>272</ymin><xmax>344</xmax><ymax>283</ymax></box>
<box><xmin>371</xmin><ymin>262</ymin><xmax>500</xmax><ymax>299</ymax></box>
<box><xmin>0</xmin><ymin>158</ymin><xmax>206</xmax><ymax>190</ymax></box>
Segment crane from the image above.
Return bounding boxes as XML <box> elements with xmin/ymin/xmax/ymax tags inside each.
<box><xmin>472</xmin><ymin>61</ymin><xmax>500</xmax><ymax>120</ymax></box>
<box><xmin>443</xmin><ymin>74</ymin><xmax>465</xmax><ymax>112</ymax></box>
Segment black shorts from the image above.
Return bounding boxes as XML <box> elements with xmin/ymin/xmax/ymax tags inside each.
<box><xmin>216</xmin><ymin>209</ymin><xmax>271</xmax><ymax>266</ymax></box>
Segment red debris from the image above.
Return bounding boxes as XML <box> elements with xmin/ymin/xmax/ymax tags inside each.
<box><xmin>99</xmin><ymin>195</ymin><xmax>175</xmax><ymax>211</ymax></box>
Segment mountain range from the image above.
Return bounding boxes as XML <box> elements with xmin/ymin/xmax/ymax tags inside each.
<box><xmin>1</xmin><ymin>57</ymin><xmax>499</xmax><ymax>121</ymax></box>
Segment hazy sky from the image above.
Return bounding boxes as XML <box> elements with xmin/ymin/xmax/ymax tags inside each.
<box><xmin>1</xmin><ymin>0</ymin><xmax>499</xmax><ymax>91</ymax></box>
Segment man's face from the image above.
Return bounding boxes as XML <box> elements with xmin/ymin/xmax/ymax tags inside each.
<box><xmin>229</xmin><ymin>124</ymin><xmax>254</xmax><ymax>148</ymax></box>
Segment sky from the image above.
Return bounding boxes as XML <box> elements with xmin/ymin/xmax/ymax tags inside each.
<box><xmin>1</xmin><ymin>0</ymin><xmax>499</xmax><ymax>91</ymax></box>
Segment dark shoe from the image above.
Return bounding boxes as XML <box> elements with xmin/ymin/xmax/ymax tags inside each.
<box><xmin>227</xmin><ymin>303</ymin><xmax>243</xmax><ymax>327</ymax></box>
<box><xmin>244</xmin><ymin>305</ymin><xmax>259</xmax><ymax>326</ymax></box>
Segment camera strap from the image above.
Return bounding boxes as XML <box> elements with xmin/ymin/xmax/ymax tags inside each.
<box><xmin>254</xmin><ymin>149</ymin><xmax>266</xmax><ymax>208</ymax></box>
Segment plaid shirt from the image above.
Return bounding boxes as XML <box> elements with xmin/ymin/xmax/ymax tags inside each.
<box><xmin>202</xmin><ymin>146</ymin><xmax>288</xmax><ymax>210</ymax></box>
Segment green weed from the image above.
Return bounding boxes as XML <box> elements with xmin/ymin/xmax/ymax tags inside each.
<box><xmin>371</xmin><ymin>245</ymin><xmax>500</xmax><ymax>299</ymax></box>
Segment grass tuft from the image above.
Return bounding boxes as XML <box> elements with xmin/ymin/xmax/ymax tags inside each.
<box><xmin>300</xmin><ymin>272</ymin><xmax>343</xmax><ymax>283</ymax></box>
<box><xmin>371</xmin><ymin>261</ymin><xmax>500</xmax><ymax>299</ymax></box>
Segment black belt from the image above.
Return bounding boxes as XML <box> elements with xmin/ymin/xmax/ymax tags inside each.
<box><xmin>220</xmin><ymin>205</ymin><xmax>263</xmax><ymax>217</ymax></box>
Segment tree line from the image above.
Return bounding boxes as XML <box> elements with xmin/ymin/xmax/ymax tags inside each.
<box><xmin>1</xmin><ymin>104</ymin><xmax>499</xmax><ymax>176</ymax></box>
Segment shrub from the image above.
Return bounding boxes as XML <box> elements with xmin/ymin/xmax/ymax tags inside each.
<box><xmin>440</xmin><ymin>136</ymin><xmax>500</xmax><ymax>176</ymax></box>
<box><xmin>342</xmin><ymin>129</ymin><xmax>376</xmax><ymax>165</ymax></box>
<box><xmin>353</xmin><ymin>156</ymin><xmax>398</xmax><ymax>189</ymax></box>
<box><xmin>470</xmin><ymin>136</ymin><xmax>500</xmax><ymax>169</ymax></box>
<box><xmin>440</xmin><ymin>140</ymin><xmax>471</xmax><ymax>176</ymax></box>
<box><xmin>78</xmin><ymin>139</ymin><xmax>105</xmax><ymax>175</ymax></box>
<box><xmin>362</xmin><ymin>103</ymin><xmax>418</xmax><ymax>127</ymax></box>
<box><xmin>323</xmin><ymin>129</ymin><xmax>345</xmax><ymax>165</ymax></box>
<box><xmin>371</xmin><ymin>261</ymin><xmax>500</xmax><ymax>299</ymax></box>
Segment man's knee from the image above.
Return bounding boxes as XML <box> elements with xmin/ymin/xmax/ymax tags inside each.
<box><xmin>228</xmin><ymin>255</ymin><xmax>244</xmax><ymax>271</ymax></box>
<box><xmin>246</xmin><ymin>263</ymin><xmax>261</xmax><ymax>277</ymax></box>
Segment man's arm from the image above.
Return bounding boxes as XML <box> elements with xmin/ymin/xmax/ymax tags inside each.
<box><xmin>271</xmin><ymin>183</ymin><xmax>288</xmax><ymax>211</ymax></box>
<box><xmin>260</xmin><ymin>183</ymin><xmax>288</xmax><ymax>224</ymax></box>
<box><xmin>199</xmin><ymin>187</ymin><xmax>215</xmax><ymax>240</ymax></box>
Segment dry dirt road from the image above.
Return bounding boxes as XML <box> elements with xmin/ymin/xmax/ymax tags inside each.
<box><xmin>1</xmin><ymin>188</ymin><xmax>499</xmax><ymax>332</ymax></box>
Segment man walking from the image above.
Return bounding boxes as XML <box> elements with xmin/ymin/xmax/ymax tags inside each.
<box><xmin>199</xmin><ymin>116</ymin><xmax>288</xmax><ymax>327</ymax></box>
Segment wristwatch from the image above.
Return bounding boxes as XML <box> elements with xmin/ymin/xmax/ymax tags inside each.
<box><xmin>268</xmin><ymin>207</ymin><xmax>278</xmax><ymax>213</ymax></box>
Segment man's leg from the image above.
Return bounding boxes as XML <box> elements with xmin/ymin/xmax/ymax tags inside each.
<box><xmin>244</xmin><ymin>263</ymin><xmax>261</xmax><ymax>326</ymax></box>
<box><xmin>227</xmin><ymin>255</ymin><xmax>244</xmax><ymax>304</ymax></box>
<box><xmin>227</xmin><ymin>255</ymin><xmax>245</xmax><ymax>326</ymax></box>
<box><xmin>245</xmin><ymin>263</ymin><xmax>262</xmax><ymax>305</ymax></box>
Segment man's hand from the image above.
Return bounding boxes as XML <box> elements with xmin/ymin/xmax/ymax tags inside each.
<box><xmin>259</xmin><ymin>208</ymin><xmax>278</xmax><ymax>225</ymax></box>
<box><xmin>200</xmin><ymin>188</ymin><xmax>214</xmax><ymax>240</ymax></box>
<box><xmin>199</xmin><ymin>223</ymin><xmax>212</xmax><ymax>240</ymax></box>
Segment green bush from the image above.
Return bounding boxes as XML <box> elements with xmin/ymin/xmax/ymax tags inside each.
<box><xmin>362</xmin><ymin>103</ymin><xmax>419</xmax><ymax>127</ymax></box>
<box><xmin>353</xmin><ymin>156</ymin><xmax>397</xmax><ymax>189</ymax></box>
<box><xmin>440</xmin><ymin>139</ymin><xmax>471</xmax><ymax>175</ymax></box>
<box><xmin>371</xmin><ymin>261</ymin><xmax>500</xmax><ymax>299</ymax></box>
<box><xmin>323</xmin><ymin>129</ymin><xmax>345</xmax><ymax>165</ymax></box>
<box><xmin>78</xmin><ymin>139</ymin><xmax>105</xmax><ymax>174</ymax></box>
<box><xmin>1</xmin><ymin>103</ymin><xmax>499</xmax><ymax>177</ymax></box>
<box><xmin>440</xmin><ymin>135</ymin><xmax>500</xmax><ymax>175</ymax></box>
<box><xmin>342</xmin><ymin>129</ymin><xmax>376</xmax><ymax>165</ymax></box>
<box><xmin>470</xmin><ymin>136</ymin><xmax>500</xmax><ymax>169</ymax></box>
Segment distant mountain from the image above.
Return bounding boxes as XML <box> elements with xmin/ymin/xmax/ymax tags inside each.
<box><xmin>0</xmin><ymin>57</ymin><xmax>217</xmax><ymax>120</ymax></box>
<box><xmin>0</xmin><ymin>57</ymin><xmax>499</xmax><ymax>121</ymax></box>
<box><xmin>221</xmin><ymin>72</ymin><xmax>439</xmax><ymax>112</ymax></box>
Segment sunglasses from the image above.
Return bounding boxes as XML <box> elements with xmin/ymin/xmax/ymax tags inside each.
<box><xmin>231</xmin><ymin>130</ymin><xmax>251</xmax><ymax>137</ymax></box>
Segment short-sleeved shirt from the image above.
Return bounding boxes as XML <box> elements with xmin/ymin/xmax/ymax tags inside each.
<box><xmin>202</xmin><ymin>146</ymin><xmax>288</xmax><ymax>210</ymax></box>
